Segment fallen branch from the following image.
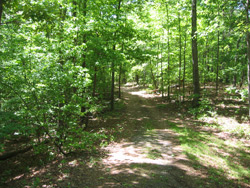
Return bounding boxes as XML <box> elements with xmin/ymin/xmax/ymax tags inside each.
<box><xmin>0</xmin><ymin>146</ymin><xmax>33</xmax><ymax>161</ymax></box>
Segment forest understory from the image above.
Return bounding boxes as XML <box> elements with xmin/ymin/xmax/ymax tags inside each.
<box><xmin>0</xmin><ymin>83</ymin><xmax>249</xmax><ymax>188</ymax></box>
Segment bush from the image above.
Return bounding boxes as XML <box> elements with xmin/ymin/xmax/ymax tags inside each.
<box><xmin>188</xmin><ymin>98</ymin><xmax>215</xmax><ymax>118</ymax></box>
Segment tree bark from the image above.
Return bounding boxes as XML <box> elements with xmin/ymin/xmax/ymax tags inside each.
<box><xmin>246</xmin><ymin>0</ymin><xmax>250</xmax><ymax>116</ymax></box>
<box><xmin>216</xmin><ymin>7</ymin><xmax>220</xmax><ymax>96</ymax></box>
<box><xmin>93</xmin><ymin>65</ymin><xmax>97</xmax><ymax>96</ymax></box>
<box><xmin>178</xmin><ymin>12</ymin><xmax>182</xmax><ymax>101</ymax></box>
<box><xmin>111</xmin><ymin>48</ymin><xmax>115</xmax><ymax>110</ymax></box>
<box><xmin>80</xmin><ymin>0</ymin><xmax>88</xmax><ymax>127</ymax></box>
<box><xmin>166</xmin><ymin>5</ymin><xmax>171</xmax><ymax>99</ymax></box>
<box><xmin>216</xmin><ymin>30</ymin><xmax>220</xmax><ymax>95</ymax></box>
<box><xmin>118</xmin><ymin>64</ymin><xmax>122</xmax><ymax>99</ymax></box>
<box><xmin>161</xmin><ymin>43</ymin><xmax>164</xmax><ymax>98</ymax></box>
<box><xmin>110</xmin><ymin>0</ymin><xmax>122</xmax><ymax>110</ymax></box>
<box><xmin>183</xmin><ymin>32</ymin><xmax>187</xmax><ymax>101</ymax></box>
<box><xmin>150</xmin><ymin>59</ymin><xmax>158</xmax><ymax>89</ymax></box>
<box><xmin>0</xmin><ymin>0</ymin><xmax>3</xmax><ymax>25</ymax></box>
<box><xmin>234</xmin><ymin>38</ymin><xmax>241</xmax><ymax>87</ymax></box>
<box><xmin>191</xmin><ymin>0</ymin><xmax>200</xmax><ymax>106</ymax></box>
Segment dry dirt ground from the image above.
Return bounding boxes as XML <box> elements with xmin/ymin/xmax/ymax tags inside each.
<box><xmin>1</xmin><ymin>84</ymin><xmax>249</xmax><ymax>188</ymax></box>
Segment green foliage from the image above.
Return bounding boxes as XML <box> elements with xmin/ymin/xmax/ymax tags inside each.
<box><xmin>169</xmin><ymin>122</ymin><xmax>250</xmax><ymax>183</ymax></box>
<box><xmin>225</xmin><ymin>87</ymin><xmax>249</xmax><ymax>102</ymax></box>
<box><xmin>238</xmin><ymin>89</ymin><xmax>248</xmax><ymax>102</ymax></box>
<box><xmin>188</xmin><ymin>98</ymin><xmax>215</xmax><ymax>118</ymax></box>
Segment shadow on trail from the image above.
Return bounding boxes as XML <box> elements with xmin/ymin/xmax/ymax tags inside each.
<box><xmin>1</xmin><ymin>85</ymin><xmax>248</xmax><ymax>188</ymax></box>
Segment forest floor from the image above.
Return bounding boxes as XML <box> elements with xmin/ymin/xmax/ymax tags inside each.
<box><xmin>0</xmin><ymin>83</ymin><xmax>250</xmax><ymax>188</ymax></box>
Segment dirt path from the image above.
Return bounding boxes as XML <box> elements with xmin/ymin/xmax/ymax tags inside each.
<box><xmin>83</xmin><ymin>85</ymin><xmax>201</xmax><ymax>188</ymax></box>
<box><xmin>1</xmin><ymin>84</ymin><xmax>249</xmax><ymax>188</ymax></box>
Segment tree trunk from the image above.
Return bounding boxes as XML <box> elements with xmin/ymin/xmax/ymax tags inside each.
<box><xmin>110</xmin><ymin>0</ymin><xmax>121</xmax><ymax>110</ymax></box>
<box><xmin>150</xmin><ymin>59</ymin><xmax>158</xmax><ymax>89</ymax></box>
<box><xmin>0</xmin><ymin>0</ymin><xmax>3</xmax><ymax>25</ymax></box>
<box><xmin>191</xmin><ymin>0</ymin><xmax>200</xmax><ymax>106</ymax></box>
<box><xmin>166</xmin><ymin>5</ymin><xmax>171</xmax><ymax>99</ymax></box>
<box><xmin>93</xmin><ymin>65</ymin><xmax>97</xmax><ymax>96</ymax></box>
<box><xmin>178</xmin><ymin>12</ymin><xmax>182</xmax><ymax>101</ymax></box>
<box><xmin>80</xmin><ymin>0</ymin><xmax>88</xmax><ymax>127</ymax></box>
<box><xmin>204</xmin><ymin>37</ymin><xmax>208</xmax><ymax>89</ymax></box>
<box><xmin>161</xmin><ymin>43</ymin><xmax>164</xmax><ymax>98</ymax></box>
<box><xmin>234</xmin><ymin>38</ymin><xmax>241</xmax><ymax>87</ymax></box>
<box><xmin>118</xmin><ymin>64</ymin><xmax>122</xmax><ymax>99</ymax></box>
<box><xmin>216</xmin><ymin>8</ymin><xmax>220</xmax><ymax>96</ymax></box>
<box><xmin>246</xmin><ymin>0</ymin><xmax>250</xmax><ymax>116</ymax></box>
<box><xmin>183</xmin><ymin>32</ymin><xmax>187</xmax><ymax>101</ymax></box>
<box><xmin>111</xmin><ymin>45</ymin><xmax>115</xmax><ymax>110</ymax></box>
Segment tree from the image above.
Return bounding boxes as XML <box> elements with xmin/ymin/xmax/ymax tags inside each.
<box><xmin>191</xmin><ymin>0</ymin><xmax>200</xmax><ymax>106</ymax></box>
<box><xmin>246</xmin><ymin>0</ymin><xmax>250</xmax><ymax>116</ymax></box>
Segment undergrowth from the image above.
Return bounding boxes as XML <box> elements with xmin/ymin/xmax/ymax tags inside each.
<box><xmin>167</xmin><ymin>120</ymin><xmax>250</xmax><ymax>186</ymax></box>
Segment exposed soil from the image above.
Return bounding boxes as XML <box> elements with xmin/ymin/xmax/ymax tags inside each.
<box><xmin>0</xmin><ymin>84</ymin><xmax>249</xmax><ymax>188</ymax></box>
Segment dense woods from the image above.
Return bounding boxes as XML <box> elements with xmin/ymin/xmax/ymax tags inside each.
<box><xmin>0</xmin><ymin>0</ymin><xmax>250</xmax><ymax>187</ymax></box>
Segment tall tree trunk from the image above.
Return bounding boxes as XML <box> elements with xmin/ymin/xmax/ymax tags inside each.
<box><xmin>216</xmin><ymin>7</ymin><xmax>220</xmax><ymax>96</ymax></box>
<box><xmin>118</xmin><ymin>64</ymin><xmax>122</xmax><ymax>99</ymax></box>
<box><xmin>150</xmin><ymin>59</ymin><xmax>158</xmax><ymax>89</ymax></box>
<box><xmin>118</xmin><ymin>43</ymin><xmax>124</xmax><ymax>99</ymax></box>
<box><xmin>0</xmin><ymin>0</ymin><xmax>3</xmax><ymax>25</ymax></box>
<box><xmin>234</xmin><ymin>38</ymin><xmax>241</xmax><ymax>87</ymax></box>
<box><xmin>80</xmin><ymin>0</ymin><xmax>88</xmax><ymax>127</ymax></box>
<box><xmin>178</xmin><ymin>12</ymin><xmax>182</xmax><ymax>101</ymax></box>
<box><xmin>93</xmin><ymin>65</ymin><xmax>97</xmax><ymax>96</ymax></box>
<box><xmin>161</xmin><ymin>43</ymin><xmax>164</xmax><ymax>98</ymax></box>
<box><xmin>246</xmin><ymin>0</ymin><xmax>250</xmax><ymax>116</ymax></box>
<box><xmin>204</xmin><ymin>37</ymin><xmax>208</xmax><ymax>89</ymax></box>
<box><xmin>111</xmin><ymin>45</ymin><xmax>115</xmax><ymax>110</ymax></box>
<box><xmin>191</xmin><ymin>0</ymin><xmax>200</xmax><ymax>106</ymax></box>
<box><xmin>110</xmin><ymin>0</ymin><xmax>121</xmax><ymax>110</ymax></box>
<box><xmin>183</xmin><ymin>32</ymin><xmax>187</xmax><ymax>101</ymax></box>
<box><xmin>166</xmin><ymin>5</ymin><xmax>171</xmax><ymax>99</ymax></box>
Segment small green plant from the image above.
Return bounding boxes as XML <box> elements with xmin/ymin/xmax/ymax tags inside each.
<box><xmin>145</xmin><ymin>120</ymin><xmax>154</xmax><ymax>131</ymax></box>
<box><xmin>146</xmin><ymin>148</ymin><xmax>162</xmax><ymax>159</ymax></box>
<box><xmin>238</xmin><ymin>89</ymin><xmax>248</xmax><ymax>102</ymax></box>
<box><xmin>32</xmin><ymin>177</ymin><xmax>40</xmax><ymax>188</ymax></box>
<box><xmin>156</xmin><ymin>104</ymin><xmax>167</xmax><ymax>109</ymax></box>
<box><xmin>188</xmin><ymin>98</ymin><xmax>215</xmax><ymax>118</ymax></box>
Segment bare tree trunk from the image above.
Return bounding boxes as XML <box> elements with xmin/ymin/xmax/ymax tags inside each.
<box><xmin>191</xmin><ymin>0</ymin><xmax>200</xmax><ymax>106</ymax></box>
<box><xmin>111</xmin><ymin>45</ymin><xmax>115</xmax><ymax>110</ymax></box>
<box><xmin>80</xmin><ymin>0</ymin><xmax>88</xmax><ymax>127</ymax></box>
<box><xmin>93</xmin><ymin>65</ymin><xmax>97</xmax><ymax>96</ymax></box>
<box><xmin>204</xmin><ymin>37</ymin><xmax>208</xmax><ymax>89</ymax></box>
<box><xmin>111</xmin><ymin>0</ymin><xmax>121</xmax><ymax>110</ymax></box>
<box><xmin>183</xmin><ymin>32</ymin><xmax>187</xmax><ymax>101</ymax></box>
<box><xmin>150</xmin><ymin>59</ymin><xmax>158</xmax><ymax>89</ymax></box>
<box><xmin>178</xmin><ymin>12</ymin><xmax>182</xmax><ymax>101</ymax></box>
<box><xmin>0</xmin><ymin>0</ymin><xmax>3</xmax><ymax>25</ymax></box>
<box><xmin>118</xmin><ymin>64</ymin><xmax>122</xmax><ymax>99</ymax></box>
<box><xmin>166</xmin><ymin>5</ymin><xmax>171</xmax><ymax>99</ymax></box>
<box><xmin>216</xmin><ymin>7</ymin><xmax>220</xmax><ymax>96</ymax></box>
<box><xmin>246</xmin><ymin>0</ymin><xmax>250</xmax><ymax>116</ymax></box>
<box><xmin>161</xmin><ymin>43</ymin><xmax>164</xmax><ymax>98</ymax></box>
<box><xmin>234</xmin><ymin>38</ymin><xmax>241</xmax><ymax>87</ymax></box>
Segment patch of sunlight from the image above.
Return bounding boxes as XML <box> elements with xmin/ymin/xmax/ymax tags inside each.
<box><xmin>129</xmin><ymin>90</ymin><xmax>160</xmax><ymax>98</ymax></box>
<box><xmin>68</xmin><ymin>159</ymin><xmax>78</xmax><ymax>167</ymax></box>
<box><xmin>57</xmin><ymin>173</ymin><xmax>69</xmax><ymax>181</ymax></box>
<box><xmin>170</xmin><ymin>123</ymin><xmax>250</xmax><ymax>183</ymax></box>
<box><xmin>102</xmin><ymin>138</ymin><xmax>173</xmax><ymax>172</ymax></box>
<box><xmin>201</xmin><ymin>116</ymin><xmax>250</xmax><ymax>138</ymax></box>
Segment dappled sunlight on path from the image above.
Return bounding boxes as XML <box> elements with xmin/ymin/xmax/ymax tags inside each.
<box><xmin>95</xmin><ymin>85</ymin><xmax>204</xmax><ymax>188</ymax></box>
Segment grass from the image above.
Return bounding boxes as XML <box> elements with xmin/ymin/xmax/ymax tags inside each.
<box><xmin>146</xmin><ymin>148</ymin><xmax>162</xmax><ymax>159</ymax></box>
<box><xmin>168</xmin><ymin>120</ymin><xmax>250</xmax><ymax>186</ymax></box>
